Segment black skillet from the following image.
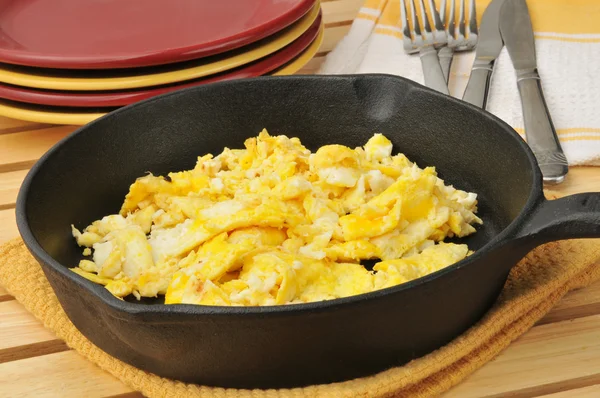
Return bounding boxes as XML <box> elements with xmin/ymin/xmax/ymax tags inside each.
<box><xmin>16</xmin><ymin>75</ymin><xmax>600</xmax><ymax>389</ymax></box>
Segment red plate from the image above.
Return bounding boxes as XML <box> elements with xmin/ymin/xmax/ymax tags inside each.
<box><xmin>0</xmin><ymin>14</ymin><xmax>322</xmax><ymax>108</ymax></box>
<box><xmin>0</xmin><ymin>0</ymin><xmax>316</xmax><ymax>69</ymax></box>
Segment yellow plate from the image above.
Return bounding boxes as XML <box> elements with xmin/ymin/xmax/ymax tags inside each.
<box><xmin>0</xmin><ymin>3</ymin><xmax>320</xmax><ymax>91</ymax></box>
<box><xmin>272</xmin><ymin>23</ymin><xmax>323</xmax><ymax>76</ymax></box>
<box><xmin>0</xmin><ymin>22</ymin><xmax>324</xmax><ymax>126</ymax></box>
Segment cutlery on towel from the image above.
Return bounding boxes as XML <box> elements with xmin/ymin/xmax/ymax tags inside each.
<box><xmin>439</xmin><ymin>0</ymin><xmax>478</xmax><ymax>83</ymax></box>
<box><xmin>499</xmin><ymin>0</ymin><xmax>568</xmax><ymax>184</ymax></box>
<box><xmin>462</xmin><ymin>0</ymin><xmax>505</xmax><ymax>108</ymax></box>
<box><xmin>401</xmin><ymin>0</ymin><xmax>449</xmax><ymax>94</ymax></box>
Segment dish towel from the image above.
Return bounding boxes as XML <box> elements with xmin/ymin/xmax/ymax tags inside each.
<box><xmin>319</xmin><ymin>0</ymin><xmax>600</xmax><ymax>166</ymax></box>
<box><xmin>1</xmin><ymin>195</ymin><xmax>600</xmax><ymax>397</ymax></box>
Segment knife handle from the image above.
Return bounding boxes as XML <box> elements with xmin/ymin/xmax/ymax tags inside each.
<box><xmin>516</xmin><ymin>68</ymin><xmax>568</xmax><ymax>184</ymax></box>
<box><xmin>419</xmin><ymin>46</ymin><xmax>450</xmax><ymax>95</ymax></box>
<box><xmin>462</xmin><ymin>58</ymin><xmax>495</xmax><ymax>109</ymax></box>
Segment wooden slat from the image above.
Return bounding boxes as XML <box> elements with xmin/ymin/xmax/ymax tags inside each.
<box><xmin>322</xmin><ymin>0</ymin><xmax>362</xmax><ymax>25</ymax></box>
<box><xmin>0</xmin><ymin>351</ymin><xmax>134</xmax><ymax>398</ymax></box>
<box><xmin>538</xmin><ymin>280</ymin><xmax>600</xmax><ymax>325</ymax></box>
<box><xmin>558</xmin><ymin>168</ymin><xmax>600</xmax><ymax>195</ymax></box>
<box><xmin>0</xmin><ymin>117</ymin><xmax>49</xmax><ymax>136</ymax></box>
<box><xmin>0</xmin><ymin>301</ymin><xmax>66</xmax><ymax>363</ymax></box>
<box><xmin>0</xmin><ymin>169</ymin><xmax>27</xmax><ymax>210</ymax></box>
<box><xmin>538</xmin><ymin>384</ymin><xmax>600</xmax><ymax>397</ymax></box>
<box><xmin>0</xmin><ymin>208</ymin><xmax>17</xmax><ymax>244</ymax></box>
<box><xmin>298</xmin><ymin>55</ymin><xmax>327</xmax><ymax>74</ymax></box>
<box><xmin>0</xmin><ymin>126</ymin><xmax>75</xmax><ymax>173</ymax></box>
<box><xmin>0</xmin><ymin>339</ymin><xmax>68</xmax><ymax>365</ymax></box>
<box><xmin>319</xmin><ymin>24</ymin><xmax>352</xmax><ymax>53</ymax></box>
<box><xmin>444</xmin><ymin>315</ymin><xmax>600</xmax><ymax>398</ymax></box>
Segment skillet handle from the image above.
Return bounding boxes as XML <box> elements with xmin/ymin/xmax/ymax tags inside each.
<box><xmin>516</xmin><ymin>193</ymin><xmax>600</xmax><ymax>244</ymax></box>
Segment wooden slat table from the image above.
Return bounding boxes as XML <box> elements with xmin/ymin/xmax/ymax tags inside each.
<box><xmin>1</xmin><ymin>1</ymin><xmax>600</xmax><ymax>396</ymax></box>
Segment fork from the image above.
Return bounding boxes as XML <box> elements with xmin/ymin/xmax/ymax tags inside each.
<box><xmin>438</xmin><ymin>0</ymin><xmax>478</xmax><ymax>82</ymax></box>
<box><xmin>401</xmin><ymin>0</ymin><xmax>449</xmax><ymax>94</ymax></box>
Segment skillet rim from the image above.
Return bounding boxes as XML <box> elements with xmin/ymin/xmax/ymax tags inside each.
<box><xmin>15</xmin><ymin>74</ymin><xmax>543</xmax><ymax>320</ymax></box>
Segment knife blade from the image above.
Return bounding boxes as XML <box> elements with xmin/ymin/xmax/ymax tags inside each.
<box><xmin>462</xmin><ymin>0</ymin><xmax>505</xmax><ymax>108</ymax></box>
<box><xmin>500</xmin><ymin>0</ymin><xmax>568</xmax><ymax>184</ymax></box>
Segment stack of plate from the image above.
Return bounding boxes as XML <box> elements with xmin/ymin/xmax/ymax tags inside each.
<box><xmin>0</xmin><ymin>0</ymin><xmax>323</xmax><ymax>125</ymax></box>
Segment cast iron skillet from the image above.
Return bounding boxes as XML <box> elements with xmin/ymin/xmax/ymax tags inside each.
<box><xmin>16</xmin><ymin>75</ymin><xmax>600</xmax><ymax>389</ymax></box>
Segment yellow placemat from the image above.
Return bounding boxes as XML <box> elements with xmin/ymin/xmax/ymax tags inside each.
<box><xmin>1</xmin><ymin>236</ymin><xmax>600</xmax><ymax>397</ymax></box>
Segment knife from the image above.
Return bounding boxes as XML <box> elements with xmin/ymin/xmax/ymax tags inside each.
<box><xmin>499</xmin><ymin>0</ymin><xmax>568</xmax><ymax>184</ymax></box>
<box><xmin>462</xmin><ymin>0</ymin><xmax>505</xmax><ymax>108</ymax></box>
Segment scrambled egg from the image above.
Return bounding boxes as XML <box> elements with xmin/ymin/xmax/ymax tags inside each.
<box><xmin>71</xmin><ymin>130</ymin><xmax>482</xmax><ymax>306</ymax></box>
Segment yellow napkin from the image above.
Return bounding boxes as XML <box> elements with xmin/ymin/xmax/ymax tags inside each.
<box><xmin>1</xmin><ymin>231</ymin><xmax>600</xmax><ymax>397</ymax></box>
<box><xmin>320</xmin><ymin>0</ymin><xmax>600</xmax><ymax>165</ymax></box>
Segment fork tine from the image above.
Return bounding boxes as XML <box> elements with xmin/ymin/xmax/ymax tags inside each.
<box><xmin>409</xmin><ymin>0</ymin><xmax>422</xmax><ymax>37</ymax></box>
<box><xmin>400</xmin><ymin>0</ymin><xmax>413</xmax><ymax>50</ymax></box>
<box><xmin>448</xmin><ymin>0</ymin><xmax>456</xmax><ymax>39</ymax></box>
<box><xmin>418</xmin><ymin>0</ymin><xmax>433</xmax><ymax>38</ymax></box>
<box><xmin>428</xmin><ymin>0</ymin><xmax>444</xmax><ymax>32</ymax></box>
<box><xmin>468</xmin><ymin>0</ymin><xmax>478</xmax><ymax>35</ymax></box>
<box><xmin>400</xmin><ymin>0</ymin><xmax>409</xmax><ymax>31</ymax></box>
<box><xmin>400</xmin><ymin>0</ymin><xmax>412</xmax><ymax>40</ymax></box>
<box><xmin>440</xmin><ymin>0</ymin><xmax>447</xmax><ymax>25</ymax></box>
<box><xmin>400</xmin><ymin>0</ymin><xmax>409</xmax><ymax>32</ymax></box>
<box><xmin>458</xmin><ymin>0</ymin><xmax>466</xmax><ymax>39</ymax></box>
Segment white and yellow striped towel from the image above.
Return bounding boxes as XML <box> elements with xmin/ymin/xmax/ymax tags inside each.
<box><xmin>320</xmin><ymin>0</ymin><xmax>600</xmax><ymax>166</ymax></box>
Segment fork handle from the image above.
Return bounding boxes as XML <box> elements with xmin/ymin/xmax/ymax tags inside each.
<box><xmin>438</xmin><ymin>47</ymin><xmax>454</xmax><ymax>83</ymax></box>
<box><xmin>419</xmin><ymin>47</ymin><xmax>449</xmax><ymax>95</ymax></box>
<box><xmin>462</xmin><ymin>58</ymin><xmax>495</xmax><ymax>109</ymax></box>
